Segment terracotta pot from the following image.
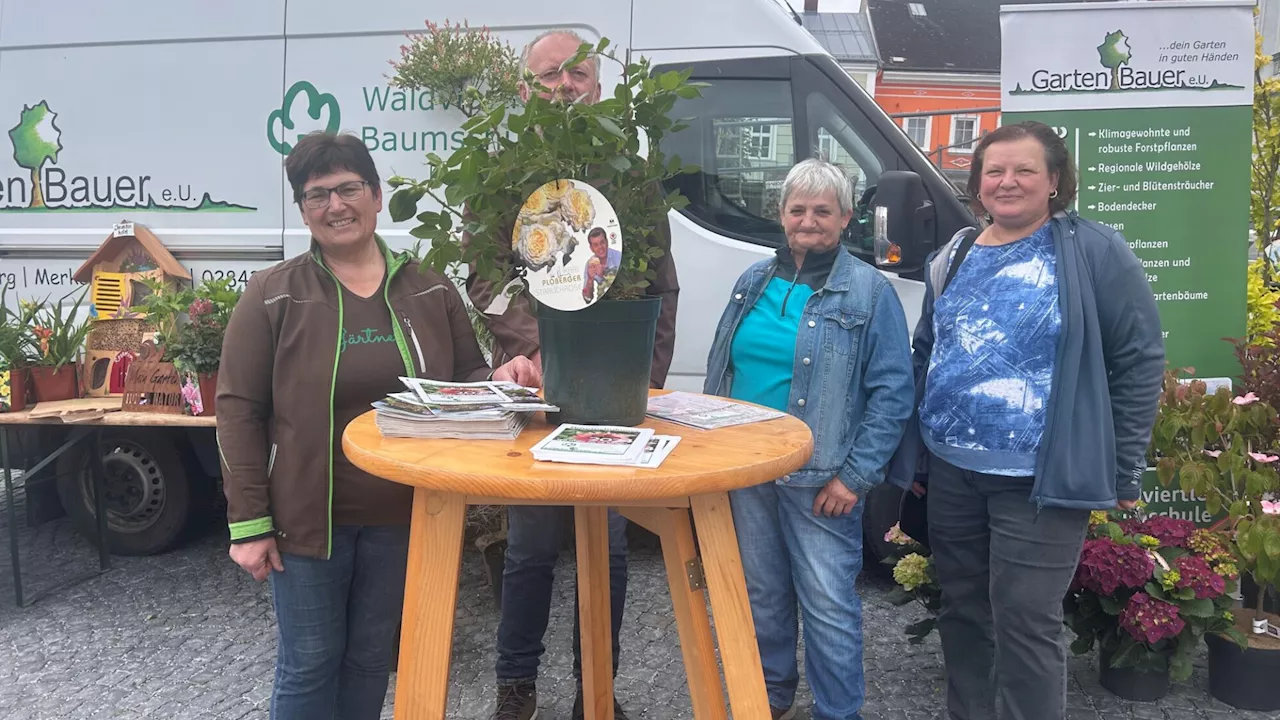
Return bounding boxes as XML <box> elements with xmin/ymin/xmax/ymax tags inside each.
<box><xmin>6</xmin><ymin>367</ymin><xmax>31</xmax><ymax>412</ymax></box>
<box><xmin>29</xmin><ymin>365</ymin><xmax>79</xmax><ymax>402</ymax></box>
<box><xmin>196</xmin><ymin>371</ymin><xmax>218</xmax><ymax>417</ymax></box>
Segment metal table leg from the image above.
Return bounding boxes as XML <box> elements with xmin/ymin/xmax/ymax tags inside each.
<box><xmin>90</xmin><ymin>428</ymin><xmax>111</xmax><ymax>570</ymax></box>
<box><xmin>3</xmin><ymin>427</ymin><xmax>23</xmax><ymax>607</ymax></box>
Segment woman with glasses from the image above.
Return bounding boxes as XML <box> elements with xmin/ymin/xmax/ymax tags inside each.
<box><xmin>216</xmin><ymin>131</ymin><xmax>539</xmax><ymax>720</ymax></box>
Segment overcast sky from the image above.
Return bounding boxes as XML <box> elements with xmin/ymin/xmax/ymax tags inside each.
<box><xmin>781</xmin><ymin>0</ymin><xmax>862</xmax><ymax>12</ymax></box>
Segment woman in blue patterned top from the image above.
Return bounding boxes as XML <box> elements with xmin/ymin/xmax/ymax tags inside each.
<box><xmin>704</xmin><ymin>159</ymin><xmax>915</xmax><ymax>720</ymax></box>
<box><xmin>892</xmin><ymin>122</ymin><xmax>1165</xmax><ymax>720</ymax></box>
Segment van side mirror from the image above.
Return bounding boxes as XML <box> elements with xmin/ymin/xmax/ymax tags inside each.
<box><xmin>871</xmin><ymin>171</ymin><xmax>933</xmax><ymax>272</ymax></box>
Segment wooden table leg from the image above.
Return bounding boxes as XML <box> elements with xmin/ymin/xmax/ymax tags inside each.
<box><xmin>689</xmin><ymin>492</ymin><xmax>770</xmax><ymax>718</ymax></box>
<box><xmin>620</xmin><ymin>507</ymin><xmax>728</xmax><ymax>720</ymax></box>
<box><xmin>394</xmin><ymin>490</ymin><xmax>466</xmax><ymax>720</ymax></box>
<box><xmin>575</xmin><ymin>506</ymin><xmax>614</xmax><ymax>720</ymax></box>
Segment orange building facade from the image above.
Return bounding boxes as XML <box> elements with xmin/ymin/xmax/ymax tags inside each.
<box><xmin>873</xmin><ymin>72</ymin><xmax>1001</xmax><ymax>182</ymax></box>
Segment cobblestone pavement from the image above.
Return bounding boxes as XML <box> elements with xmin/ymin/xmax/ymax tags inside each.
<box><xmin>0</xmin><ymin>506</ymin><xmax>1275</xmax><ymax>719</ymax></box>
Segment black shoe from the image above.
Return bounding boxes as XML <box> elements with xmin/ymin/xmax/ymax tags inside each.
<box><xmin>571</xmin><ymin>689</ymin><xmax>628</xmax><ymax>720</ymax></box>
<box><xmin>494</xmin><ymin>682</ymin><xmax>538</xmax><ymax>720</ymax></box>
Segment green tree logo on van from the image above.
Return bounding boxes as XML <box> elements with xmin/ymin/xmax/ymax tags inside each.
<box><xmin>268</xmin><ymin>81</ymin><xmax>342</xmax><ymax>155</ymax></box>
<box><xmin>1</xmin><ymin>100</ymin><xmax>255</xmax><ymax>213</ymax></box>
<box><xmin>8</xmin><ymin>101</ymin><xmax>62</xmax><ymax>208</ymax></box>
<box><xmin>1097</xmin><ymin>30</ymin><xmax>1132</xmax><ymax>90</ymax></box>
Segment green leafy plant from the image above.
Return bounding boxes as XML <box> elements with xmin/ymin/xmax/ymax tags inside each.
<box><xmin>136</xmin><ymin>278</ymin><xmax>195</xmax><ymax>354</ymax></box>
<box><xmin>1252</xmin><ymin>30</ymin><xmax>1280</xmax><ymax>257</ymax></box>
<box><xmin>0</xmin><ymin>287</ymin><xmax>38</xmax><ymax>369</ymax></box>
<box><xmin>881</xmin><ymin>523</ymin><xmax>941</xmax><ymax>643</ymax></box>
<box><xmin>1246</xmin><ymin>258</ymin><xmax>1280</xmax><ymax>345</ymax></box>
<box><xmin>389</xmin><ymin>19</ymin><xmax>521</xmax><ymax>120</ymax></box>
<box><xmin>1064</xmin><ymin>510</ymin><xmax>1242</xmax><ymax>681</ymax></box>
<box><xmin>387</xmin><ymin>35</ymin><xmax>702</xmax><ymax>301</ymax></box>
<box><xmin>30</xmin><ymin>289</ymin><xmax>93</xmax><ymax>368</ymax></box>
<box><xmin>164</xmin><ymin>278</ymin><xmax>242</xmax><ymax>375</ymax></box>
<box><xmin>1149</xmin><ymin>369</ymin><xmax>1280</xmax><ymax>626</ymax></box>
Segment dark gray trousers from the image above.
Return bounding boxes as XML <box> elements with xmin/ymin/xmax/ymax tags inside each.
<box><xmin>927</xmin><ymin>455</ymin><xmax>1089</xmax><ymax>720</ymax></box>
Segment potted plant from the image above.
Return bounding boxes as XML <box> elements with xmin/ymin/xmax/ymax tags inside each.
<box><xmin>387</xmin><ymin>31</ymin><xmax>700</xmax><ymax>425</ymax></box>
<box><xmin>1063</xmin><ymin>508</ymin><xmax>1241</xmax><ymax>701</ymax></box>
<box><xmin>28</xmin><ymin>289</ymin><xmax>93</xmax><ymax>402</ymax></box>
<box><xmin>1149</xmin><ymin>369</ymin><xmax>1280</xmax><ymax>710</ymax></box>
<box><xmin>0</xmin><ymin>288</ymin><xmax>38</xmax><ymax>411</ymax></box>
<box><xmin>881</xmin><ymin>522</ymin><xmax>941</xmax><ymax>644</ymax></box>
<box><xmin>163</xmin><ymin>278</ymin><xmax>241</xmax><ymax>416</ymax></box>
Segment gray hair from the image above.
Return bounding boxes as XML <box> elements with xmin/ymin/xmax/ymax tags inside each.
<box><xmin>779</xmin><ymin>158</ymin><xmax>853</xmax><ymax>216</ymax></box>
<box><xmin>520</xmin><ymin>29</ymin><xmax>599</xmax><ymax>80</ymax></box>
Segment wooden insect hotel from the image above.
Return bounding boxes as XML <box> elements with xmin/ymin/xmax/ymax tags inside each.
<box><xmin>72</xmin><ymin>222</ymin><xmax>190</xmax><ymax>397</ymax></box>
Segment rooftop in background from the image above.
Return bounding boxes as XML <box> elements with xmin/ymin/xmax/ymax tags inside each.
<box><xmin>868</xmin><ymin>0</ymin><xmax>1114</xmax><ymax>75</ymax></box>
<box><xmin>801</xmin><ymin>11</ymin><xmax>879</xmax><ymax>64</ymax></box>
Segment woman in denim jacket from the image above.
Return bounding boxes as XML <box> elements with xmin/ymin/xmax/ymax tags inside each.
<box><xmin>890</xmin><ymin>122</ymin><xmax>1165</xmax><ymax>720</ymax></box>
<box><xmin>704</xmin><ymin>158</ymin><xmax>915</xmax><ymax>720</ymax></box>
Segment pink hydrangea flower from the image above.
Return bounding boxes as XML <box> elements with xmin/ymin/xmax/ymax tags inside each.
<box><xmin>1120</xmin><ymin>592</ymin><xmax>1185</xmax><ymax>645</ymax></box>
<box><xmin>1233</xmin><ymin>392</ymin><xmax>1260</xmax><ymax>405</ymax></box>
<box><xmin>1262</xmin><ymin>499</ymin><xmax>1279</xmax><ymax>515</ymax></box>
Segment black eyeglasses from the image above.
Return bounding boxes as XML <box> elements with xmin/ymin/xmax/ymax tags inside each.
<box><xmin>300</xmin><ymin>180</ymin><xmax>370</xmax><ymax>209</ymax></box>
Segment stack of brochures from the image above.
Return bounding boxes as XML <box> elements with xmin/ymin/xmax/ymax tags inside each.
<box><xmin>372</xmin><ymin>378</ymin><xmax>558</xmax><ymax>440</ymax></box>
<box><xmin>530</xmin><ymin>424</ymin><xmax>682</xmax><ymax>468</ymax></box>
<box><xmin>646</xmin><ymin>391</ymin><xmax>785</xmax><ymax>430</ymax></box>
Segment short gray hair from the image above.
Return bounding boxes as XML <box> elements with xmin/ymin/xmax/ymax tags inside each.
<box><xmin>520</xmin><ymin>29</ymin><xmax>599</xmax><ymax>80</ymax></box>
<box><xmin>779</xmin><ymin>158</ymin><xmax>853</xmax><ymax>216</ymax></box>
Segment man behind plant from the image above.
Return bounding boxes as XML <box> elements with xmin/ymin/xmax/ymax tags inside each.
<box><xmin>467</xmin><ymin>28</ymin><xmax>680</xmax><ymax>720</ymax></box>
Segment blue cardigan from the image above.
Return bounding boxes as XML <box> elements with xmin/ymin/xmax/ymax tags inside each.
<box><xmin>889</xmin><ymin>211</ymin><xmax>1165</xmax><ymax>510</ymax></box>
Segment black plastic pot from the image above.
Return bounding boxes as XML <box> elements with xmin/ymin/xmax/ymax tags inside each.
<box><xmin>1099</xmin><ymin>646</ymin><xmax>1170</xmax><ymax>702</ymax></box>
<box><xmin>1206</xmin><ymin>630</ymin><xmax>1280</xmax><ymax>711</ymax></box>
<box><xmin>535</xmin><ymin>297</ymin><xmax>660</xmax><ymax>426</ymax></box>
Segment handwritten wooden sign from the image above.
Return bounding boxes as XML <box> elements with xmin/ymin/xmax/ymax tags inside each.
<box><xmin>121</xmin><ymin>342</ymin><xmax>183</xmax><ymax>414</ymax></box>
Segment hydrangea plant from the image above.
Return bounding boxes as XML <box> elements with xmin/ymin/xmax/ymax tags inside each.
<box><xmin>1064</xmin><ymin>511</ymin><xmax>1243</xmax><ymax>681</ymax></box>
<box><xmin>1149</xmin><ymin>368</ymin><xmax>1280</xmax><ymax>625</ymax></box>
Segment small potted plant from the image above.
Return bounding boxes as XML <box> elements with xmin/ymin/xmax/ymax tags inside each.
<box><xmin>388</xmin><ymin>29</ymin><xmax>700</xmax><ymax>425</ymax></box>
<box><xmin>881</xmin><ymin>522</ymin><xmax>941</xmax><ymax>644</ymax></box>
<box><xmin>163</xmin><ymin>278</ymin><xmax>241</xmax><ymax>416</ymax></box>
<box><xmin>0</xmin><ymin>289</ymin><xmax>38</xmax><ymax>411</ymax></box>
<box><xmin>1063</xmin><ymin>509</ymin><xmax>1241</xmax><ymax>701</ymax></box>
<box><xmin>1149</xmin><ymin>369</ymin><xmax>1280</xmax><ymax>710</ymax></box>
<box><xmin>28</xmin><ymin>289</ymin><xmax>93</xmax><ymax>402</ymax></box>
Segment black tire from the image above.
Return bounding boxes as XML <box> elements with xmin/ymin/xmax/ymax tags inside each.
<box><xmin>862</xmin><ymin>483</ymin><xmax>905</xmax><ymax>578</ymax></box>
<box><xmin>55</xmin><ymin>428</ymin><xmax>192</xmax><ymax>556</ymax></box>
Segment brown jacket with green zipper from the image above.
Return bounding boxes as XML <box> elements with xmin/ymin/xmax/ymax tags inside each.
<box><xmin>216</xmin><ymin>238</ymin><xmax>490</xmax><ymax>558</ymax></box>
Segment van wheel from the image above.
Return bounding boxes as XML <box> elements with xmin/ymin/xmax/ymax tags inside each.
<box><xmin>862</xmin><ymin>483</ymin><xmax>905</xmax><ymax>578</ymax></box>
<box><xmin>55</xmin><ymin>429</ymin><xmax>192</xmax><ymax>556</ymax></box>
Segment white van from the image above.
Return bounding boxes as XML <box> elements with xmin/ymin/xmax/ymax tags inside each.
<box><xmin>0</xmin><ymin>0</ymin><xmax>975</xmax><ymax>559</ymax></box>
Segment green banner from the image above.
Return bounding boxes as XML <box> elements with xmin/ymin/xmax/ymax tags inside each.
<box><xmin>1001</xmin><ymin>1</ymin><xmax>1255</xmax><ymax>520</ymax></box>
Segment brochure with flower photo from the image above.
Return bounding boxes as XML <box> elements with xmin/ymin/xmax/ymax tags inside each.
<box><xmin>531</xmin><ymin>424</ymin><xmax>654</xmax><ymax>465</ymax></box>
<box><xmin>635</xmin><ymin>435</ymin><xmax>682</xmax><ymax>469</ymax></box>
<box><xmin>512</xmin><ymin>179</ymin><xmax>623</xmax><ymax>312</ymax></box>
<box><xmin>399</xmin><ymin>378</ymin><xmax>511</xmax><ymax>407</ymax></box>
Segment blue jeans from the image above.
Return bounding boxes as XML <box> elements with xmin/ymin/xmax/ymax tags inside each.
<box><xmin>269</xmin><ymin>525</ymin><xmax>410</xmax><ymax>720</ymax></box>
<box><xmin>496</xmin><ymin>505</ymin><xmax>629</xmax><ymax>684</ymax></box>
<box><xmin>730</xmin><ymin>481</ymin><xmax>865</xmax><ymax>720</ymax></box>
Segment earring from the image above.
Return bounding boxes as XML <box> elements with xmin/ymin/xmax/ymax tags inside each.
<box><xmin>976</xmin><ymin>193</ymin><xmax>982</xmax><ymax>201</ymax></box>
<box><xmin>1050</xmin><ymin>189</ymin><xmax>1059</xmax><ymax>199</ymax></box>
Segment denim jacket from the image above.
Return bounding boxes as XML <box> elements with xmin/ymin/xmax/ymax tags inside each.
<box><xmin>704</xmin><ymin>248</ymin><xmax>915</xmax><ymax>493</ymax></box>
<box><xmin>888</xmin><ymin>212</ymin><xmax>1165</xmax><ymax>510</ymax></box>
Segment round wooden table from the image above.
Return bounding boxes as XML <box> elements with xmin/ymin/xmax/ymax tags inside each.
<box><xmin>342</xmin><ymin>397</ymin><xmax>813</xmax><ymax>720</ymax></box>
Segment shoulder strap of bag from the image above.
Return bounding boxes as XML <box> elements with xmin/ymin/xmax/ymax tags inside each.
<box><xmin>942</xmin><ymin>227</ymin><xmax>980</xmax><ymax>293</ymax></box>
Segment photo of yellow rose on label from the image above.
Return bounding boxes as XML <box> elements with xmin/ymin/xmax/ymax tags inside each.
<box><xmin>512</xmin><ymin>179</ymin><xmax>623</xmax><ymax>311</ymax></box>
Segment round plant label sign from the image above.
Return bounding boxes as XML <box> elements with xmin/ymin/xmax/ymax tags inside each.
<box><xmin>512</xmin><ymin>179</ymin><xmax>623</xmax><ymax>311</ymax></box>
